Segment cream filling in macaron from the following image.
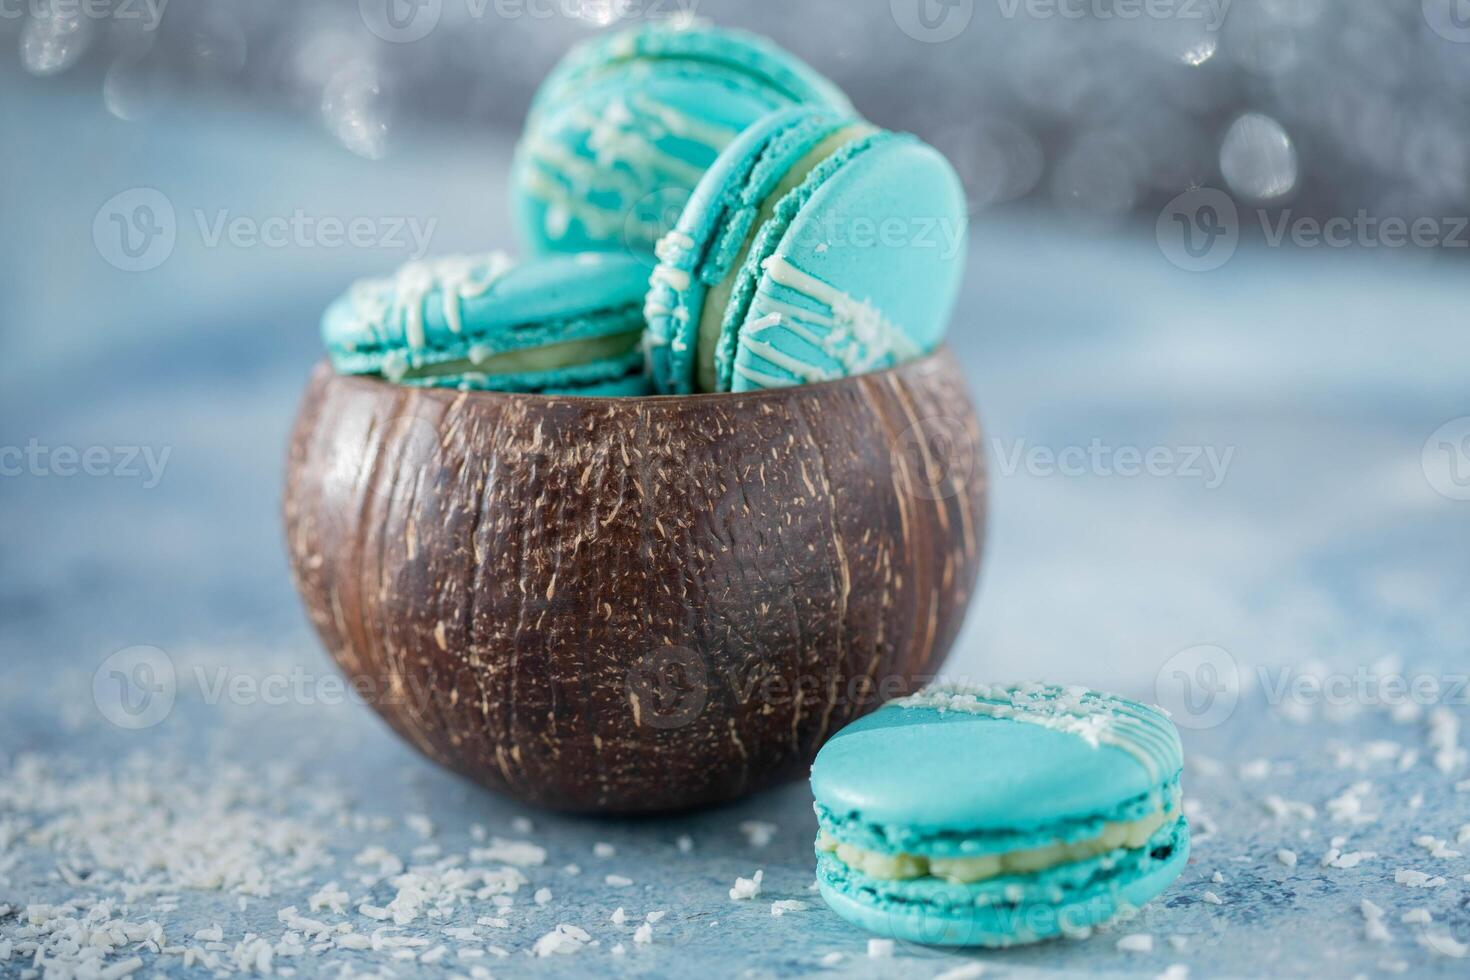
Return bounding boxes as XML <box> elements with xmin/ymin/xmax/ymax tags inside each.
<box><xmin>818</xmin><ymin>799</ymin><xmax>1179</xmax><ymax>884</ymax></box>
<box><xmin>693</xmin><ymin>123</ymin><xmax>877</xmax><ymax>392</ymax></box>
<box><xmin>394</xmin><ymin>330</ymin><xmax>643</xmax><ymax>383</ymax></box>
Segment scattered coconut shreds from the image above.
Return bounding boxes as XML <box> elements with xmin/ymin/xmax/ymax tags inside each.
<box><xmin>1401</xmin><ymin>908</ymin><xmax>1432</xmax><ymax>925</ymax></box>
<box><xmin>1262</xmin><ymin>795</ymin><xmax>1318</xmax><ymax>821</ymax></box>
<box><xmin>1211</xmin><ymin>871</ymin><xmax>1225</xmax><ymax>884</ymax></box>
<box><xmin>633</xmin><ymin>922</ymin><xmax>653</xmax><ymax>945</ymax></box>
<box><xmin>1277</xmin><ymin>849</ymin><xmax>1299</xmax><ymax>868</ymax></box>
<box><xmin>1322</xmin><ymin>848</ymin><xmax>1377</xmax><ymax>869</ymax></box>
<box><xmin>534</xmin><ymin>887</ymin><xmax>554</xmax><ymax>905</ymax></box>
<box><xmin>308</xmin><ymin>883</ymin><xmax>349</xmax><ymax>915</ymax></box>
<box><xmin>593</xmin><ymin>842</ymin><xmax>617</xmax><ymax>858</ymax></box>
<box><xmin>1117</xmin><ymin>933</ymin><xmax>1154</xmax><ymax>953</ymax></box>
<box><xmin>932</xmin><ymin>963</ymin><xmax>986</xmax><ymax>980</ymax></box>
<box><xmin>1420</xmin><ymin>932</ymin><xmax>1470</xmax><ymax>959</ymax></box>
<box><xmin>405</xmin><ymin>814</ymin><xmax>434</xmax><ymax>839</ymax></box>
<box><xmin>511</xmin><ymin>817</ymin><xmax>534</xmax><ymax>834</ymax></box>
<box><xmin>532</xmin><ymin>923</ymin><xmax>591</xmax><ymax>957</ymax></box>
<box><xmin>770</xmin><ymin>900</ymin><xmax>807</xmax><ymax>917</ymax></box>
<box><xmin>645</xmin><ymin>910</ymin><xmax>666</xmax><ymax>924</ymax></box>
<box><xmin>1202</xmin><ymin>891</ymin><xmax>1224</xmax><ymax>906</ymax></box>
<box><xmin>1427</xmin><ymin>708</ymin><xmax>1467</xmax><ymax>775</ymax></box>
<box><xmin>1156</xmin><ymin>966</ymin><xmax>1189</xmax><ymax>980</ymax></box>
<box><xmin>867</xmin><ymin>938</ymin><xmax>894</xmax><ymax>958</ymax></box>
<box><xmin>1395</xmin><ymin>869</ymin><xmax>1447</xmax><ymax>888</ymax></box>
<box><xmin>676</xmin><ymin>834</ymin><xmax>695</xmax><ymax>854</ymax></box>
<box><xmin>1168</xmin><ymin>935</ymin><xmax>1189</xmax><ymax>952</ymax></box>
<box><xmin>1326</xmin><ymin>782</ymin><xmax>1377</xmax><ymax>825</ymax></box>
<box><xmin>729</xmin><ymin>870</ymin><xmax>764</xmax><ymax>901</ymax></box>
<box><xmin>610</xmin><ymin>907</ymin><xmax>627</xmax><ymax>926</ymax></box>
<box><xmin>1362</xmin><ymin>899</ymin><xmax>1392</xmax><ymax>944</ymax></box>
<box><xmin>1412</xmin><ymin>835</ymin><xmax>1462</xmax><ymax>859</ymax></box>
<box><xmin>470</xmin><ymin>837</ymin><xmax>547</xmax><ymax>867</ymax></box>
<box><xmin>740</xmin><ymin>820</ymin><xmax>779</xmax><ymax>848</ymax></box>
<box><xmin>611</xmin><ymin>942</ymin><xmax>627</xmax><ymax>956</ymax></box>
<box><xmin>605</xmin><ymin>874</ymin><xmax>634</xmax><ymax>888</ymax></box>
<box><xmin>820</xmin><ymin>951</ymin><xmax>844</xmax><ymax>966</ymax></box>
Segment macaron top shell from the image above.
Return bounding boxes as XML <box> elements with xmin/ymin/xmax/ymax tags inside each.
<box><xmin>645</xmin><ymin>105</ymin><xmax>967</xmax><ymax>394</ymax></box>
<box><xmin>514</xmin><ymin>23</ymin><xmax>850</xmax><ymax>257</ymax></box>
<box><xmin>810</xmin><ymin>684</ymin><xmax>1184</xmax><ymax>840</ymax></box>
<box><xmin>322</xmin><ymin>251</ymin><xmax>649</xmax><ymax>380</ymax></box>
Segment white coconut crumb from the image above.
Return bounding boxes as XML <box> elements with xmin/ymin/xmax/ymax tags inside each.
<box><xmin>611</xmin><ymin>942</ymin><xmax>627</xmax><ymax>955</ymax></box>
<box><xmin>512</xmin><ymin>817</ymin><xmax>535</xmax><ymax>834</ymax></box>
<box><xmin>419</xmin><ymin>945</ymin><xmax>447</xmax><ymax>963</ymax></box>
<box><xmin>1326</xmin><ymin>782</ymin><xmax>1377</xmax><ymax>825</ymax></box>
<box><xmin>471</xmin><ymin>838</ymin><xmax>547</xmax><ymax>867</ymax></box>
<box><xmin>593</xmin><ymin>842</ymin><xmax>617</xmax><ymax>858</ymax></box>
<box><xmin>534</xmin><ymin>887</ymin><xmax>553</xmax><ymax>905</ymax></box>
<box><xmin>457</xmin><ymin>947</ymin><xmax>484</xmax><ymax>960</ymax></box>
<box><xmin>740</xmin><ymin>820</ymin><xmax>779</xmax><ymax>848</ymax></box>
<box><xmin>1239</xmin><ymin>759</ymin><xmax>1272</xmax><ymax>780</ymax></box>
<box><xmin>1156</xmin><ymin>966</ymin><xmax>1189</xmax><ymax>980</ymax></box>
<box><xmin>1361</xmin><ymin>899</ymin><xmax>1392</xmax><ymax>943</ymax></box>
<box><xmin>1276</xmin><ymin>849</ymin><xmax>1299</xmax><ymax>868</ymax></box>
<box><xmin>1394</xmin><ymin>869</ymin><xmax>1447</xmax><ymax>888</ymax></box>
<box><xmin>1412</xmin><ymin>835</ymin><xmax>1462</xmax><ymax>859</ymax></box>
<box><xmin>611</xmin><ymin>907</ymin><xmax>627</xmax><ymax>925</ymax></box>
<box><xmin>358</xmin><ymin>904</ymin><xmax>391</xmax><ymax>921</ymax></box>
<box><xmin>1408</xmin><ymin>792</ymin><xmax>1425</xmax><ymax>810</ymax></box>
<box><xmin>532</xmin><ymin>923</ymin><xmax>591</xmax><ymax>956</ymax></box>
<box><xmin>867</xmin><ymin>938</ymin><xmax>894</xmax><ymax>958</ymax></box>
<box><xmin>1419</xmin><ymin>932</ymin><xmax>1470</xmax><ymax>958</ymax></box>
<box><xmin>770</xmin><ymin>900</ymin><xmax>807</xmax><ymax>916</ymax></box>
<box><xmin>676</xmin><ymin>834</ymin><xmax>695</xmax><ymax>854</ymax></box>
<box><xmin>729</xmin><ymin>870</ymin><xmax>764</xmax><ymax>901</ymax></box>
<box><xmin>476</xmin><ymin>916</ymin><xmax>508</xmax><ymax>929</ymax></box>
<box><xmin>820</xmin><ymin>951</ymin><xmax>844</xmax><ymax>966</ymax></box>
<box><xmin>1116</xmin><ymin>933</ymin><xmax>1154</xmax><ymax>953</ymax></box>
<box><xmin>633</xmin><ymin>923</ymin><xmax>653</xmax><ymax>945</ymax></box>
<box><xmin>308</xmin><ymin>883</ymin><xmax>349</xmax><ymax>914</ymax></box>
<box><xmin>1321</xmin><ymin>848</ymin><xmax>1377</xmax><ymax>869</ymax></box>
<box><xmin>1211</xmin><ymin>871</ymin><xmax>1225</xmax><ymax>884</ymax></box>
<box><xmin>1401</xmin><ymin>908</ymin><xmax>1432</xmax><ymax>924</ymax></box>
<box><xmin>405</xmin><ymin>814</ymin><xmax>434</xmax><ymax>839</ymax></box>
<box><xmin>1427</xmin><ymin>708</ymin><xmax>1466</xmax><ymax>774</ymax></box>
<box><xmin>645</xmin><ymin>910</ymin><xmax>666</xmax><ymax>924</ymax></box>
<box><xmin>605</xmin><ymin>874</ymin><xmax>634</xmax><ymax>888</ymax></box>
<box><xmin>932</xmin><ymin>963</ymin><xmax>986</xmax><ymax>980</ymax></box>
<box><xmin>1262</xmin><ymin>795</ymin><xmax>1317</xmax><ymax>821</ymax></box>
<box><xmin>1202</xmin><ymin>891</ymin><xmax>1224</xmax><ymax>905</ymax></box>
<box><xmin>194</xmin><ymin>924</ymin><xmax>224</xmax><ymax>942</ymax></box>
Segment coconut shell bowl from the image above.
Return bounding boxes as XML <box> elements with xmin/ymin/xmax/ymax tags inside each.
<box><xmin>282</xmin><ymin>349</ymin><xmax>984</xmax><ymax>813</ymax></box>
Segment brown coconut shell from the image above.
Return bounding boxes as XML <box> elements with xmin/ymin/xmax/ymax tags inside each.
<box><xmin>282</xmin><ymin>349</ymin><xmax>985</xmax><ymax>813</ymax></box>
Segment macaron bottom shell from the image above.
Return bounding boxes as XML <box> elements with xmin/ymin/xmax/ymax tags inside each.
<box><xmin>815</xmin><ymin>816</ymin><xmax>1190</xmax><ymax>948</ymax></box>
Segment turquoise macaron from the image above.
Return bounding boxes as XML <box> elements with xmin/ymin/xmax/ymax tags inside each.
<box><xmin>321</xmin><ymin>251</ymin><xmax>652</xmax><ymax>396</ymax></box>
<box><xmin>810</xmin><ymin>684</ymin><xmax>1189</xmax><ymax>948</ymax></box>
<box><xmin>512</xmin><ymin>22</ymin><xmax>851</xmax><ymax>257</ymax></box>
<box><xmin>644</xmin><ymin>106</ymin><xmax>967</xmax><ymax>394</ymax></box>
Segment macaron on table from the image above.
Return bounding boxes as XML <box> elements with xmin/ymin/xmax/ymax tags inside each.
<box><xmin>281</xmin><ymin>17</ymin><xmax>1186</xmax><ymax>953</ymax></box>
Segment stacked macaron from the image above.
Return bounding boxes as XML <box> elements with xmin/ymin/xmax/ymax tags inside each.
<box><xmin>322</xmin><ymin>20</ymin><xmax>966</xmax><ymax>397</ymax></box>
<box><xmin>809</xmin><ymin>684</ymin><xmax>1189</xmax><ymax>947</ymax></box>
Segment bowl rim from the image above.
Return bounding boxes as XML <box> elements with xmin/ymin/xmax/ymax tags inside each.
<box><xmin>316</xmin><ymin>346</ymin><xmax>957</xmax><ymax>408</ymax></box>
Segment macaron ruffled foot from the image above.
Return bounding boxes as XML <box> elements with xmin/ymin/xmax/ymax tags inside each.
<box><xmin>321</xmin><ymin>251</ymin><xmax>653</xmax><ymax>396</ymax></box>
<box><xmin>809</xmin><ymin>683</ymin><xmax>1189</xmax><ymax>947</ymax></box>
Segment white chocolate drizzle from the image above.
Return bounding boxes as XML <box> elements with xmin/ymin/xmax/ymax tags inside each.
<box><xmin>347</xmin><ymin>253</ymin><xmax>516</xmax><ymax>353</ymax></box>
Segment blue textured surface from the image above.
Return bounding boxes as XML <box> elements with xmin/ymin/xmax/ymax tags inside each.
<box><xmin>3</xmin><ymin>76</ymin><xmax>1470</xmax><ymax>977</ymax></box>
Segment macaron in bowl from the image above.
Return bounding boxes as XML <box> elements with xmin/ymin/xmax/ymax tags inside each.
<box><xmin>810</xmin><ymin>684</ymin><xmax>1188</xmax><ymax>947</ymax></box>
<box><xmin>645</xmin><ymin>105</ymin><xmax>968</xmax><ymax>394</ymax></box>
<box><xmin>322</xmin><ymin>251</ymin><xmax>652</xmax><ymax>396</ymax></box>
<box><xmin>512</xmin><ymin>22</ymin><xmax>851</xmax><ymax>257</ymax></box>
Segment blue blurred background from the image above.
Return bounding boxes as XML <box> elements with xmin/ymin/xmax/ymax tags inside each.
<box><xmin>2</xmin><ymin>4</ymin><xmax>1470</xmax><ymax>976</ymax></box>
<box><xmin>3</xmin><ymin>0</ymin><xmax>1465</xmax><ymax>694</ymax></box>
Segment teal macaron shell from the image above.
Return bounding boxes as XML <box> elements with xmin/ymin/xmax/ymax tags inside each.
<box><xmin>645</xmin><ymin>106</ymin><xmax>967</xmax><ymax>394</ymax></box>
<box><xmin>809</xmin><ymin>684</ymin><xmax>1188</xmax><ymax>947</ymax></box>
<box><xmin>321</xmin><ymin>251</ymin><xmax>651</xmax><ymax>396</ymax></box>
<box><xmin>513</xmin><ymin>23</ymin><xmax>851</xmax><ymax>257</ymax></box>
